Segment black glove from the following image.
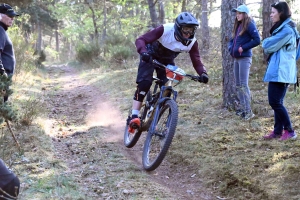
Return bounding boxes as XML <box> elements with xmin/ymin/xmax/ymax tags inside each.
<box><xmin>140</xmin><ymin>52</ymin><xmax>152</xmax><ymax>63</ymax></box>
<box><xmin>200</xmin><ymin>73</ymin><xmax>209</xmax><ymax>83</ymax></box>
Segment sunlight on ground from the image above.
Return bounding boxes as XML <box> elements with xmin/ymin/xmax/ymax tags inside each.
<box><xmin>267</xmin><ymin>161</ymin><xmax>282</xmax><ymax>170</ymax></box>
<box><xmin>36</xmin><ymin>118</ymin><xmax>57</xmax><ymax>137</ymax></box>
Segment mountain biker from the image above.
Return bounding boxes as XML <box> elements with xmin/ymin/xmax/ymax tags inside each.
<box><xmin>128</xmin><ymin>12</ymin><xmax>209</xmax><ymax>133</ymax></box>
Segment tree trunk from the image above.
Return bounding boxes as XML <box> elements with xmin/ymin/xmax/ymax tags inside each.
<box><xmin>55</xmin><ymin>24</ymin><xmax>59</xmax><ymax>52</ymax></box>
<box><xmin>87</xmin><ymin>3</ymin><xmax>99</xmax><ymax>44</ymax></box>
<box><xmin>181</xmin><ymin>0</ymin><xmax>187</xmax><ymax>12</ymax></box>
<box><xmin>147</xmin><ymin>0</ymin><xmax>159</xmax><ymax>28</ymax></box>
<box><xmin>209</xmin><ymin>0</ymin><xmax>214</xmax><ymax>15</ymax></box>
<box><xmin>201</xmin><ymin>0</ymin><xmax>209</xmax><ymax>57</ymax></box>
<box><xmin>102</xmin><ymin>0</ymin><xmax>107</xmax><ymax>55</ymax></box>
<box><xmin>262</xmin><ymin>0</ymin><xmax>273</xmax><ymax>62</ymax></box>
<box><xmin>261</xmin><ymin>0</ymin><xmax>274</xmax><ymax>65</ymax></box>
<box><xmin>69</xmin><ymin>41</ymin><xmax>73</xmax><ymax>60</ymax></box>
<box><xmin>158</xmin><ymin>1</ymin><xmax>165</xmax><ymax>25</ymax></box>
<box><xmin>221</xmin><ymin>0</ymin><xmax>245</xmax><ymax>110</ymax></box>
<box><xmin>36</xmin><ymin>20</ymin><xmax>42</xmax><ymax>53</ymax></box>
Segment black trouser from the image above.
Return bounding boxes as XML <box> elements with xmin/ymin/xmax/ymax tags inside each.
<box><xmin>134</xmin><ymin>59</ymin><xmax>171</xmax><ymax>102</ymax></box>
<box><xmin>0</xmin><ymin>176</ymin><xmax>20</xmax><ymax>199</ymax></box>
<box><xmin>136</xmin><ymin>59</ymin><xmax>170</xmax><ymax>84</ymax></box>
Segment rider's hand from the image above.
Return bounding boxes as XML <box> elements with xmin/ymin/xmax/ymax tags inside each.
<box><xmin>200</xmin><ymin>73</ymin><xmax>209</xmax><ymax>83</ymax></box>
<box><xmin>140</xmin><ymin>52</ymin><xmax>152</xmax><ymax>63</ymax></box>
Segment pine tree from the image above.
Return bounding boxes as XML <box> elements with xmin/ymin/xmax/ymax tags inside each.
<box><xmin>0</xmin><ymin>74</ymin><xmax>17</xmax><ymax>123</ymax></box>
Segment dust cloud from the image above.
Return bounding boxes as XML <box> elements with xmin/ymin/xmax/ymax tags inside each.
<box><xmin>85</xmin><ymin>101</ymin><xmax>125</xmax><ymax>142</ymax></box>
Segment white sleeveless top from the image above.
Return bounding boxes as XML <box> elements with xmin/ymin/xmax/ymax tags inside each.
<box><xmin>157</xmin><ymin>23</ymin><xmax>196</xmax><ymax>53</ymax></box>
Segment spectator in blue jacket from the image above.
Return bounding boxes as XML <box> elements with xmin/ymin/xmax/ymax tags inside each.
<box><xmin>262</xmin><ymin>2</ymin><xmax>298</xmax><ymax>140</ymax></box>
<box><xmin>228</xmin><ymin>4</ymin><xmax>260</xmax><ymax>120</ymax></box>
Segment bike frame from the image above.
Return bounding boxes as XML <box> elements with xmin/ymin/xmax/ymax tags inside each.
<box><xmin>139</xmin><ymin>59</ymin><xmax>201</xmax><ymax>134</ymax></box>
<box><xmin>124</xmin><ymin>59</ymin><xmax>203</xmax><ymax>170</ymax></box>
<box><xmin>147</xmin><ymin>82</ymin><xmax>178</xmax><ymax>136</ymax></box>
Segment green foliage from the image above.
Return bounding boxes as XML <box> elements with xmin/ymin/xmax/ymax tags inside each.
<box><xmin>18</xmin><ymin>96</ymin><xmax>45</xmax><ymax>126</ymax></box>
<box><xmin>34</xmin><ymin>50</ymin><xmax>46</xmax><ymax>67</ymax></box>
<box><xmin>49</xmin><ymin>1</ymin><xmax>94</xmax><ymax>42</ymax></box>
<box><xmin>108</xmin><ymin>45</ymin><xmax>135</xmax><ymax>62</ymax></box>
<box><xmin>8</xmin><ymin>26</ymin><xmax>38</xmax><ymax>75</ymax></box>
<box><xmin>6</xmin><ymin>0</ymin><xmax>33</xmax><ymax>7</ymax></box>
<box><xmin>0</xmin><ymin>75</ymin><xmax>17</xmax><ymax>123</ymax></box>
<box><xmin>105</xmin><ymin>33</ymin><xmax>136</xmax><ymax>62</ymax></box>
<box><xmin>48</xmin><ymin>0</ymin><xmax>153</xmax><ymax>62</ymax></box>
<box><xmin>75</xmin><ymin>42</ymin><xmax>100</xmax><ymax>64</ymax></box>
<box><xmin>105</xmin><ymin>32</ymin><xmax>134</xmax><ymax>47</ymax></box>
<box><xmin>0</xmin><ymin>102</ymin><xmax>18</xmax><ymax>123</ymax></box>
<box><xmin>0</xmin><ymin>75</ymin><xmax>13</xmax><ymax>98</ymax></box>
<box><xmin>44</xmin><ymin>46</ymin><xmax>59</xmax><ymax>62</ymax></box>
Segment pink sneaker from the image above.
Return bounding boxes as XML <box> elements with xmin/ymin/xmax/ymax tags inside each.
<box><xmin>279</xmin><ymin>130</ymin><xmax>297</xmax><ymax>141</ymax></box>
<box><xmin>263</xmin><ymin>131</ymin><xmax>281</xmax><ymax>140</ymax></box>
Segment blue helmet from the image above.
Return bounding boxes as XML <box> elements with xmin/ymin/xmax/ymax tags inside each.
<box><xmin>174</xmin><ymin>12</ymin><xmax>199</xmax><ymax>46</ymax></box>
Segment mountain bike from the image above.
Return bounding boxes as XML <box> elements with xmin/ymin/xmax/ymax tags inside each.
<box><xmin>124</xmin><ymin>59</ymin><xmax>203</xmax><ymax>171</ymax></box>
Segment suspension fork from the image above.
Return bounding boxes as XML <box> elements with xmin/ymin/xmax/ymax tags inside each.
<box><xmin>160</xmin><ymin>85</ymin><xmax>178</xmax><ymax>101</ymax></box>
<box><xmin>148</xmin><ymin>87</ymin><xmax>177</xmax><ymax>136</ymax></box>
<box><xmin>148</xmin><ymin>97</ymin><xmax>168</xmax><ymax>136</ymax></box>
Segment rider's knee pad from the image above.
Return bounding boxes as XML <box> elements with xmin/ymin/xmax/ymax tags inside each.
<box><xmin>133</xmin><ymin>80</ymin><xmax>152</xmax><ymax>102</ymax></box>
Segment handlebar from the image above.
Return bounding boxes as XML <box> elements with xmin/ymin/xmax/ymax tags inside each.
<box><xmin>152</xmin><ymin>59</ymin><xmax>204</xmax><ymax>83</ymax></box>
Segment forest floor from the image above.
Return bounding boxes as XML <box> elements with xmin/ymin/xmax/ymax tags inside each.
<box><xmin>9</xmin><ymin>59</ymin><xmax>300</xmax><ymax>200</ymax></box>
<box><xmin>19</xmin><ymin>63</ymin><xmax>214</xmax><ymax>200</ymax></box>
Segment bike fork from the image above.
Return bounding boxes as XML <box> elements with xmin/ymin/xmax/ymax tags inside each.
<box><xmin>148</xmin><ymin>98</ymin><xmax>170</xmax><ymax>136</ymax></box>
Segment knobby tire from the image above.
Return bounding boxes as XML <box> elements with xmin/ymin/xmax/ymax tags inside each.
<box><xmin>142</xmin><ymin>99</ymin><xmax>178</xmax><ymax>171</ymax></box>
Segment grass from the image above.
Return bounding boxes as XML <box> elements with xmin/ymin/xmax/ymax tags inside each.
<box><xmin>77</xmin><ymin>53</ymin><xmax>300</xmax><ymax>199</ymax></box>
<box><xmin>1</xmin><ymin>47</ymin><xmax>300</xmax><ymax>199</ymax></box>
<box><xmin>2</xmin><ymin>67</ymin><xmax>179</xmax><ymax>199</ymax></box>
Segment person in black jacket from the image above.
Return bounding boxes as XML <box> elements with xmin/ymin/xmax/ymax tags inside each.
<box><xmin>0</xmin><ymin>3</ymin><xmax>19</xmax><ymax>102</ymax></box>
<box><xmin>0</xmin><ymin>158</ymin><xmax>20</xmax><ymax>199</ymax></box>
<box><xmin>228</xmin><ymin>4</ymin><xmax>261</xmax><ymax>120</ymax></box>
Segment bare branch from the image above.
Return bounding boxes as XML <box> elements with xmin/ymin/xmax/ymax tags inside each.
<box><xmin>5</xmin><ymin>120</ymin><xmax>20</xmax><ymax>150</ymax></box>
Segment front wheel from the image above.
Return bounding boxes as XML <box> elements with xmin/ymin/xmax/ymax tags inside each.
<box><xmin>142</xmin><ymin>99</ymin><xmax>178</xmax><ymax>171</ymax></box>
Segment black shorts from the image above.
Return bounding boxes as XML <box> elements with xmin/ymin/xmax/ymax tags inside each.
<box><xmin>136</xmin><ymin>59</ymin><xmax>171</xmax><ymax>84</ymax></box>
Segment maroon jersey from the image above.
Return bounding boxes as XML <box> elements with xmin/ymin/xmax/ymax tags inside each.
<box><xmin>135</xmin><ymin>24</ymin><xmax>207</xmax><ymax>75</ymax></box>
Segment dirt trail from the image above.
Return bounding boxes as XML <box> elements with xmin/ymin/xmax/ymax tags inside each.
<box><xmin>44</xmin><ymin>64</ymin><xmax>213</xmax><ymax>200</ymax></box>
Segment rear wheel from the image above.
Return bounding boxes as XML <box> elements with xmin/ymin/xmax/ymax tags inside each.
<box><xmin>124</xmin><ymin>92</ymin><xmax>151</xmax><ymax>148</ymax></box>
<box><xmin>142</xmin><ymin>99</ymin><xmax>178</xmax><ymax>171</ymax></box>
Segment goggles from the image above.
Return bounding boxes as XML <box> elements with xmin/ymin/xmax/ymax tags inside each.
<box><xmin>181</xmin><ymin>26</ymin><xmax>196</xmax><ymax>35</ymax></box>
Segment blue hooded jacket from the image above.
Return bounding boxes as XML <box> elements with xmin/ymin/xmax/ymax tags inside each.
<box><xmin>262</xmin><ymin>18</ymin><xmax>299</xmax><ymax>83</ymax></box>
<box><xmin>228</xmin><ymin>20</ymin><xmax>261</xmax><ymax>58</ymax></box>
